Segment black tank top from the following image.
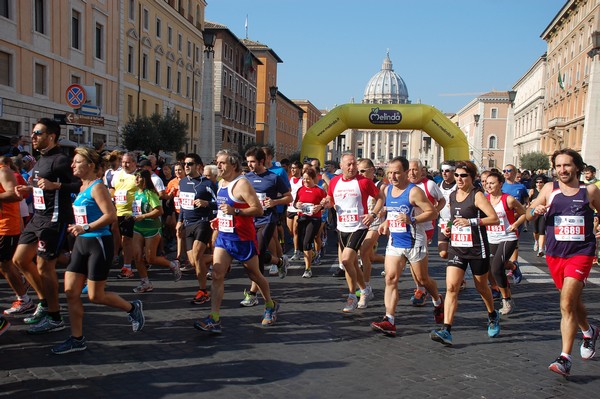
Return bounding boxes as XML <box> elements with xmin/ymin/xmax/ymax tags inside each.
<box><xmin>448</xmin><ymin>188</ymin><xmax>489</xmax><ymax>259</ymax></box>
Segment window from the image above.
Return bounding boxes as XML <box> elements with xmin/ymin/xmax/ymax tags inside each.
<box><xmin>166</xmin><ymin>65</ymin><xmax>172</xmax><ymax>89</ymax></box>
<box><xmin>186</xmin><ymin>76</ymin><xmax>190</xmax><ymax>97</ymax></box>
<box><xmin>95</xmin><ymin>23</ymin><xmax>104</xmax><ymax>60</ymax></box>
<box><xmin>72</xmin><ymin>10</ymin><xmax>81</xmax><ymax>50</ymax></box>
<box><xmin>142</xmin><ymin>99</ymin><xmax>147</xmax><ymax>116</ymax></box>
<box><xmin>128</xmin><ymin>0</ymin><xmax>135</xmax><ymax>21</ymax></box>
<box><xmin>127</xmin><ymin>95</ymin><xmax>133</xmax><ymax>116</ymax></box>
<box><xmin>71</xmin><ymin>75</ymin><xmax>81</xmax><ymax>84</ymax></box>
<box><xmin>142</xmin><ymin>53</ymin><xmax>148</xmax><ymax>79</ymax></box>
<box><xmin>34</xmin><ymin>63</ymin><xmax>46</xmax><ymax>95</ymax></box>
<box><xmin>167</xmin><ymin>26</ymin><xmax>172</xmax><ymax>46</ymax></box>
<box><xmin>490</xmin><ymin>108</ymin><xmax>498</xmax><ymax>119</ymax></box>
<box><xmin>156</xmin><ymin>18</ymin><xmax>161</xmax><ymax>38</ymax></box>
<box><xmin>176</xmin><ymin>71</ymin><xmax>181</xmax><ymax>93</ymax></box>
<box><xmin>143</xmin><ymin>8</ymin><xmax>149</xmax><ymax>30</ymax></box>
<box><xmin>187</xmin><ymin>40</ymin><xmax>191</xmax><ymax>58</ymax></box>
<box><xmin>178</xmin><ymin>33</ymin><xmax>182</xmax><ymax>52</ymax></box>
<box><xmin>155</xmin><ymin>60</ymin><xmax>160</xmax><ymax>85</ymax></box>
<box><xmin>0</xmin><ymin>51</ymin><xmax>11</xmax><ymax>86</ymax></box>
<box><xmin>0</xmin><ymin>0</ymin><xmax>9</xmax><ymax>19</ymax></box>
<box><xmin>127</xmin><ymin>46</ymin><xmax>134</xmax><ymax>73</ymax></box>
<box><xmin>95</xmin><ymin>83</ymin><xmax>103</xmax><ymax>108</ymax></box>
<box><xmin>34</xmin><ymin>0</ymin><xmax>45</xmax><ymax>34</ymax></box>
<box><xmin>489</xmin><ymin>135</ymin><xmax>497</xmax><ymax>149</ymax></box>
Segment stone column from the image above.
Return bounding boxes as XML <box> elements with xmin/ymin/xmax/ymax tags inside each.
<box><xmin>582</xmin><ymin>49</ymin><xmax>600</xmax><ymax>168</ymax></box>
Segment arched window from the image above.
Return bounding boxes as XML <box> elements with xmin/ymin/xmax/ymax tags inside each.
<box><xmin>488</xmin><ymin>135</ymin><xmax>497</xmax><ymax>149</ymax></box>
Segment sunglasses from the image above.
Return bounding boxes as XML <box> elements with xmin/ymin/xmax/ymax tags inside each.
<box><xmin>536</xmin><ymin>180</ymin><xmax>544</xmax><ymax>184</ymax></box>
<box><xmin>358</xmin><ymin>169</ymin><xmax>370</xmax><ymax>173</ymax></box>
<box><xmin>184</xmin><ymin>162</ymin><xmax>195</xmax><ymax>166</ymax></box>
<box><xmin>442</xmin><ymin>169</ymin><xmax>454</xmax><ymax>173</ymax></box>
<box><xmin>454</xmin><ymin>173</ymin><xmax>470</xmax><ymax>178</ymax></box>
<box><xmin>32</xmin><ymin>130</ymin><xmax>45</xmax><ymax>135</ymax></box>
<box><xmin>503</xmin><ymin>169</ymin><xmax>513</xmax><ymax>173</ymax></box>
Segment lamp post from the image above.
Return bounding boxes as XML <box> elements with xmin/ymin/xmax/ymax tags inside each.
<box><xmin>199</xmin><ymin>30</ymin><xmax>216</xmax><ymax>161</ymax></box>
<box><xmin>582</xmin><ymin>31</ymin><xmax>600</xmax><ymax>168</ymax></box>
<box><xmin>473</xmin><ymin>114</ymin><xmax>482</xmax><ymax>168</ymax></box>
<box><xmin>268</xmin><ymin>86</ymin><xmax>278</xmax><ymax>147</ymax></box>
<box><xmin>503</xmin><ymin>90</ymin><xmax>517</xmax><ymax>166</ymax></box>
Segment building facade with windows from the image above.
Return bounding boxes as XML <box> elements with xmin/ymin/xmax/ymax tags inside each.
<box><xmin>0</xmin><ymin>0</ymin><xmax>120</xmax><ymax>148</ymax></box>
<box><xmin>122</xmin><ymin>0</ymin><xmax>208</xmax><ymax>154</ymax></box>
<box><xmin>206</xmin><ymin>23</ymin><xmax>259</xmax><ymax>156</ymax></box>
<box><xmin>274</xmin><ymin>90</ymin><xmax>303</xmax><ymax>160</ymax></box>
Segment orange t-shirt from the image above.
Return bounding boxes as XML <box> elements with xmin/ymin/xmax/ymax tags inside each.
<box><xmin>167</xmin><ymin>177</ymin><xmax>181</xmax><ymax>213</ymax></box>
<box><xmin>0</xmin><ymin>165</ymin><xmax>22</xmax><ymax>235</ymax></box>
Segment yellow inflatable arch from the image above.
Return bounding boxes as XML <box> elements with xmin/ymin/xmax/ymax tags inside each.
<box><xmin>300</xmin><ymin>103</ymin><xmax>469</xmax><ymax>165</ymax></box>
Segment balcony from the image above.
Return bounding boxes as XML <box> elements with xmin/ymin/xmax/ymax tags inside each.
<box><xmin>548</xmin><ymin>117</ymin><xmax>565</xmax><ymax>129</ymax></box>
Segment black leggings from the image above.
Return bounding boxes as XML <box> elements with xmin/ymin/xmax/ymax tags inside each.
<box><xmin>489</xmin><ymin>240</ymin><xmax>518</xmax><ymax>289</ymax></box>
<box><xmin>256</xmin><ymin>222</ymin><xmax>276</xmax><ymax>273</ymax></box>
<box><xmin>297</xmin><ymin>217</ymin><xmax>321</xmax><ymax>251</ymax></box>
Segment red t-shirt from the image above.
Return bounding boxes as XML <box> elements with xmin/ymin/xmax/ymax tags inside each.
<box><xmin>295</xmin><ymin>185</ymin><xmax>327</xmax><ymax>218</ymax></box>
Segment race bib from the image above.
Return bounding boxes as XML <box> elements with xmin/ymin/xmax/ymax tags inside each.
<box><xmin>114</xmin><ymin>189</ymin><xmax>127</xmax><ymax>205</ymax></box>
<box><xmin>179</xmin><ymin>192</ymin><xmax>195</xmax><ymax>210</ymax></box>
<box><xmin>217</xmin><ymin>210</ymin><xmax>234</xmax><ymax>233</ymax></box>
<box><xmin>451</xmin><ymin>225</ymin><xmax>473</xmax><ymax>247</ymax></box>
<box><xmin>73</xmin><ymin>205</ymin><xmax>88</xmax><ymax>226</ymax></box>
<box><xmin>337</xmin><ymin>207</ymin><xmax>359</xmax><ymax>227</ymax></box>
<box><xmin>132</xmin><ymin>200</ymin><xmax>142</xmax><ymax>216</ymax></box>
<box><xmin>388</xmin><ymin>211</ymin><xmax>407</xmax><ymax>233</ymax></box>
<box><xmin>33</xmin><ymin>187</ymin><xmax>46</xmax><ymax>210</ymax></box>
<box><xmin>301</xmin><ymin>203</ymin><xmax>314</xmax><ymax>215</ymax></box>
<box><xmin>174</xmin><ymin>196</ymin><xmax>180</xmax><ymax>211</ymax></box>
<box><xmin>554</xmin><ymin>215</ymin><xmax>585</xmax><ymax>241</ymax></box>
<box><xmin>257</xmin><ymin>193</ymin><xmax>267</xmax><ymax>210</ymax></box>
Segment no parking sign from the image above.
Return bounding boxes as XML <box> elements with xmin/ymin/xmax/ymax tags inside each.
<box><xmin>65</xmin><ymin>84</ymin><xmax>86</xmax><ymax>109</ymax></box>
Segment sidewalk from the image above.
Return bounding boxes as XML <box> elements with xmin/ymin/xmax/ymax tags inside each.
<box><xmin>1</xmin><ymin>229</ymin><xmax>599</xmax><ymax>398</ymax></box>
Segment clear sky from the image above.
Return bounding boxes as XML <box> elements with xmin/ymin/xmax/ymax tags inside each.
<box><xmin>206</xmin><ymin>0</ymin><xmax>566</xmax><ymax>114</ymax></box>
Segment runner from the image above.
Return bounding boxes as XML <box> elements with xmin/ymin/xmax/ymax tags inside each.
<box><xmin>194</xmin><ymin>149</ymin><xmax>279</xmax><ymax>333</ymax></box>
<box><xmin>130</xmin><ymin>169</ymin><xmax>181</xmax><ymax>293</ymax></box>
<box><xmin>484</xmin><ymin>171</ymin><xmax>526</xmax><ymax>315</ymax></box>
<box><xmin>287</xmin><ymin>161</ymin><xmax>304</xmax><ymax>261</ymax></box>
<box><xmin>527</xmin><ymin>149</ymin><xmax>600</xmax><ymax>377</ymax></box>
<box><xmin>0</xmin><ymin>157</ymin><xmax>32</xmax><ymax>316</ymax></box>
<box><xmin>240</xmin><ymin>147</ymin><xmax>291</xmax><ymax>307</ymax></box>
<box><xmin>370</xmin><ymin>156</ymin><xmax>441</xmax><ymax>337</ymax></box>
<box><xmin>324</xmin><ymin>152</ymin><xmax>384</xmax><ymax>312</ymax></box>
<box><xmin>51</xmin><ymin>147</ymin><xmax>144</xmax><ymax>354</ymax></box>
<box><xmin>501</xmin><ymin>164</ymin><xmax>529</xmax><ymax>271</ymax></box>
<box><xmin>111</xmin><ymin>153</ymin><xmax>138</xmax><ymax>279</ymax></box>
<box><xmin>293</xmin><ymin>168</ymin><xmax>327</xmax><ymax>278</ymax></box>
<box><xmin>13</xmin><ymin>118</ymin><xmax>81</xmax><ymax>334</ymax></box>
<box><xmin>430</xmin><ymin>160</ymin><xmax>500</xmax><ymax>346</ymax></box>
<box><xmin>166</xmin><ymin>162</ymin><xmax>185</xmax><ymax>265</ymax></box>
<box><xmin>407</xmin><ymin>159</ymin><xmax>446</xmax><ymax>306</ymax></box>
<box><xmin>528</xmin><ymin>175</ymin><xmax>547</xmax><ymax>257</ymax></box>
<box><xmin>176</xmin><ymin>153</ymin><xmax>217</xmax><ymax>305</ymax></box>
<box><xmin>437</xmin><ymin>162</ymin><xmax>457</xmax><ymax>259</ymax></box>
<box><xmin>358</xmin><ymin>158</ymin><xmax>386</xmax><ymax>306</ymax></box>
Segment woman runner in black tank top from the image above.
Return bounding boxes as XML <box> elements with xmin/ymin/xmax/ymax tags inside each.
<box><xmin>430</xmin><ymin>161</ymin><xmax>501</xmax><ymax>346</ymax></box>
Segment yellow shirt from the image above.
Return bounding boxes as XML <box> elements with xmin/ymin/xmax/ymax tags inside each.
<box><xmin>113</xmin><ymin>170</ymin><xmax>137</xmax><ymax>216</ymax></box>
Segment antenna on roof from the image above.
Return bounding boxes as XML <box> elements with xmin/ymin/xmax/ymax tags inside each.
<box><xmin>245</xmin><ymin>15</ymin><xmax>248</xmax><ymax>39</ymax></box>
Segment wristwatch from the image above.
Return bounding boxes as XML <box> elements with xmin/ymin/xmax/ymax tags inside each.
<box><xmin>82</xmin><ymin>224</ymin><xmax>90</xmax><ymax>232</ymax></box>
<box><xmin>234</xmin><ymin>208</ymin><xmax>240</xmax><ymax>215</ymax></box>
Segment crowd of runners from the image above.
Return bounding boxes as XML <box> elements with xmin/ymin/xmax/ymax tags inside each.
<box><xmin>0</xmin><ymin>117</ymin><xmax>599</xmax><ymax>377</ymax></box>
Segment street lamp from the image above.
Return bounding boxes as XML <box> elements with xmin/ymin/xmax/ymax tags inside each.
<box><xmin>587</xmin><ymin>31</ymin><xmax>600</xmax><ymax>58</ymax></box>
<box><xmin>474</xmin><ymin>114</ymin><xmax>480</xmax><ymax>126</ymax></box>
<box><xmin>269</xmin><ymin>86</ymin><xmax>278</xmax><ymax>102</ymax></box>
<box><xmin>203</xmin><ymin>31</ymin><xmax>216</xmax><ymax>53</ymax></box>
<box><xmin>268</xmin><ymin>86</ymin><xmax>278</xmax><ymax>147</ymax></box>
<box><xmin>508</xmin><ymin>90</ymin><xmax>517</xmax><ymax>106</ymax></box>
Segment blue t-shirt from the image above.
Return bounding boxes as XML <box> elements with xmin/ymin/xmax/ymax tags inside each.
<box><xmin>269</xmin><ymin>162</ymin><xmax>291</xmax><ymax>214</ymax></box>
<box><xmin>178</xmin><ymin>175</ymin><xmax>218</xmax><ymax>225</ymax></box>
<box><xmin>502</xmin><ymin>182</ymin><xmax>528</xmax><ymax>204</ymax></box>
<box><xmin>73</xmin><ymin>180</ymin><xmax>110</xmax><ymax>237</ymax></box>
<box><xmin>245</xmin><ymin>169</ymin><xmax>290</xmax><ymax>226</ymax></box>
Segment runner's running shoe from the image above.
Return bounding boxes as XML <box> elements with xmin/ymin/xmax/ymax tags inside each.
<box><xmin>512</xmin><ymin>261</ymin><xmax>523</xmax><ymax>284</ymax></box>
<box><xmin>430</xmin><ymin>328</ymin><xmax>453</xmax><ymax>346</ymax></box>
<box><xmin>278</xmin><ymin>255</ymin><xmax>289</xmax><ymax>279</ymax></box>
<box><xmin>133</xmin><ymin>282</ymin><xmax>154</xmax><ymax>293</ymax></box>
<box><xmin>194</xmin><ymin>315</ymin><xmax>222</xmax><ymax>334</ymax></box>
<box><xmin>548</xmin><ymin>356</ymin><xmax>571</xmax><ymax>376</ymax></box>
<box><xmin>487</xmin><ymin>310</ymin><xmax>501</xmax><ymax>338</ymax></box>
<box><xmin>4</xmin><ymin>299</ymin><xmax>35</xmax><ymax>315</ymax></box>
<box><xmin>117</xmin><ymin>267</ymin><xmax>134</xmax><ymax>279</ymax></box>
<box><xmin>240</xmin><ymin>289</ymin><xmax>259</xmax><ymax>307</ymax></box>
<box><xmin>499</xmin><ymin>298</ymin><xmax>514</xmax><ymax>315</ymax></box>
<box><xmin>51</xmin><ymin>336</ymin><xmax>87</xmax><ymax>354</ymax></box>
<box><xmin>191</xmin><ymin>290</ymin><xmax>211</xmax><ymax>305</ymax></box>
<box><xmin>28</xmin><ymin>315</ymin><xmax>66</xmax><ymax>334</ymax></box>
<box><xmin>581</xmin><ymin>324</ymin><xmax>599</xmax><ymax>360</ymax></box>
<box><xmin>128</xmin><ymin>300</ymin><xmax>145</xmax><ymax>332</ymax></box>
<box><xmin>342</xmin><ymin>296</ymin><xmax>358</xmax><ymax>313</ymax></box>
<box><xmin>170</xmin><ymin>260</ymin><xmax>182</xmax><ymax>282</ymax></box>
<box><xmin>302</xmin><ymin>269</ymin><xmax>312</xmax><ymax>278</ymax></box>
<box><xmin>24</xmin><ymin>303</ymin><xmax>47</xmax><ymax>325</ymax></box>
<box><xmin>0</xmin><ymin>316</ymin><xmax>10</xmax><ymax>337</ymax></box>
<box><xmin>371</xmin><ymin>316</ymin><xmax>396</xmax><ymax>337</ymax></box>
<box><xmin>410</xmin><ymin>289</ymin><xmax>427</xmax><ymax>307</ymax></box>
<box><xmin>262</xmin><ymin>301</ymin><xmax>280</xmax><ymax>325</ymax></box>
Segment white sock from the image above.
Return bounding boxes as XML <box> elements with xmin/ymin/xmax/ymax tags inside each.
<box><xmin>432</xmin><ymin>296</ymin><xmax>442</xmax><ymax>307</ymax></box>
<box><xmin>141</xmin><ymin>277</ymin><xmax>150</xmax><ymax>284</ymax></box>
<box><xmin>560</xmin><ymin>352</ymin><xmax>572</xmax><ymax>361</ymax></box>
<box><xmin>123</xmin><ymin>264</ymin><xmax>132</xmax><ymax>270</ymax></box>
<box><xmin>18</xmin><ymin>294</ymin><xmax>31</xmax><ymax>303</ymax></box>
<box><xmin>386</xmin><ymin>315</ymin><xmax>395</xmax><ymax>325</ymax></box>
<box><xmin>582</xmin><ymin>326</ymin><xmax>594</xmax><ymax>338</ymax></box>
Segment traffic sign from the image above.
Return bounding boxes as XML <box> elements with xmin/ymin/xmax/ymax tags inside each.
<box><xmin>65</xmin><ymin>84</ymin><xmax>86</xmax><ymax>109</ymax></box>
<box><xmin>80</xmin><ymin>104</ymin><xmax>101</xmax><ymax>116</ymax></box>
<box><xmin>53</xmin><ymin>114</ymin><xmax>67</xmax><ymax>125</ymax></box>
<box><xmin>65</xmin><ymin>112</ymin><xmax>104</xmax><ymax>127</ymax></box>
<box><xmin>73</xmin><ymin>126</ymin><xmax>83</xmax><ymax>136</ymax></box>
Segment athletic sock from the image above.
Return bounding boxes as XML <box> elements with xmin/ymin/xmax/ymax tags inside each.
<box><xmin>386</xmin><ymin>315</ymin><xmax>395</xmax><ymax>325</ymax></box>
<box><xmin>443</xmin><ymin>323</ymin><xmax>452</xmax><ymax>332</ymax></box>
<box><xmin>432</xmin><ymin>296</ymin><xmax>442</xmax><ymax>307</ymax></box>
<box><xmin>18</xmin><ymin>294</ymin><xmax>31</xmax><ymax>303</ymax></box>
<box><xmin>123</xmin><ymin>263</ymin><xmax>132</xmax><ymax>270</ymax></box>
<box><xmin>560</xmin><ymin>352</ymin><xmax>572</xmax><ymax>361</ymax></box>
<box><xmin>210</xmin><ymin>312</ymin><xmax>220</xmax><ymax>322</ymax></box>
<box><xmin>265</xmin><ymin>300</ymin><xmax>275</xmax><ymax>309</ymax></box>
<box><xmin>47</xmin><ymin>311</ymin><xmax>61</xmax><ymax>321</ymax></box>
<box><xmin>582</xmin><ymin>326</ymin><xmax>594</xmax><ymax>338</ymax></box>
<box><xmin>40</xmin><ymin>299</ymin><xmax>48</xmax><ymax>308</ymax></box>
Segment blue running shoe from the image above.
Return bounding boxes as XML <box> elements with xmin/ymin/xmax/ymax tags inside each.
<box><xmin>430</xmin><ymin>328</ymin><xmax>453</xmax><ymax>346</ymax></box>
<box><xmin>512</xmin><ymin>261</ymin><xmax>523</xmax><ymax>284</ymax></box>
<box><xmin>194</xmin><ymin>315</ymin><xmax>222</xmax><ymax>334</ymax></box>
<box><xmin>51</xmin><ymin>336</ymin><xmax>87</xmax><ymax>355</ymax></box>
<box><xmin>410</xmin><ymin>289</ymin><xmax>427</xmax><ymax>307</ymax></box>
<box><xmin>82</xmin><ymin>284</ymin><xmax>88</xmax><ymax>294</ymax></box>
<box><xmin>488</xmin><ymin>310</ymin><xmax>501</xmax><ymax>337</ymax></box>
<box><xmin>128</xmin><ymin>300</ymin><xmax>145</xmax><ymax>332</ymax></box>
<box><xmin>262</xmin><ymin>301</ymin><xmax>280</xmax><ymax>326</ymax></box>
<box><xmin>491</xmin><ymin>287</ymin><xmax>501</xmax><ymax>301</ymax></box>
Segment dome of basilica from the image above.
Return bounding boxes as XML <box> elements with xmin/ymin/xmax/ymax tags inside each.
<box><xmin>363</xmin><ymin>52</ymin><xmax>409</xmax><ymax>104</ymax></box>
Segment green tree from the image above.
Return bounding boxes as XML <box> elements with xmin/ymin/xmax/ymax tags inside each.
<box><xmin>122</xmin><ymin>110</ymin><xmax>188</xmax><ymax>154</ymax></box>
<box><xmin>520</xmin><ymin>151</ymin><xmax>550</xmax><ymax>171</ymax></box>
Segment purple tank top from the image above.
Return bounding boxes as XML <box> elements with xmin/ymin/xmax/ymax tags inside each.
<box><xmin>545</xmin><ymin>181</ymin><xmax>596</xmax><ymax>258</ymax></box>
